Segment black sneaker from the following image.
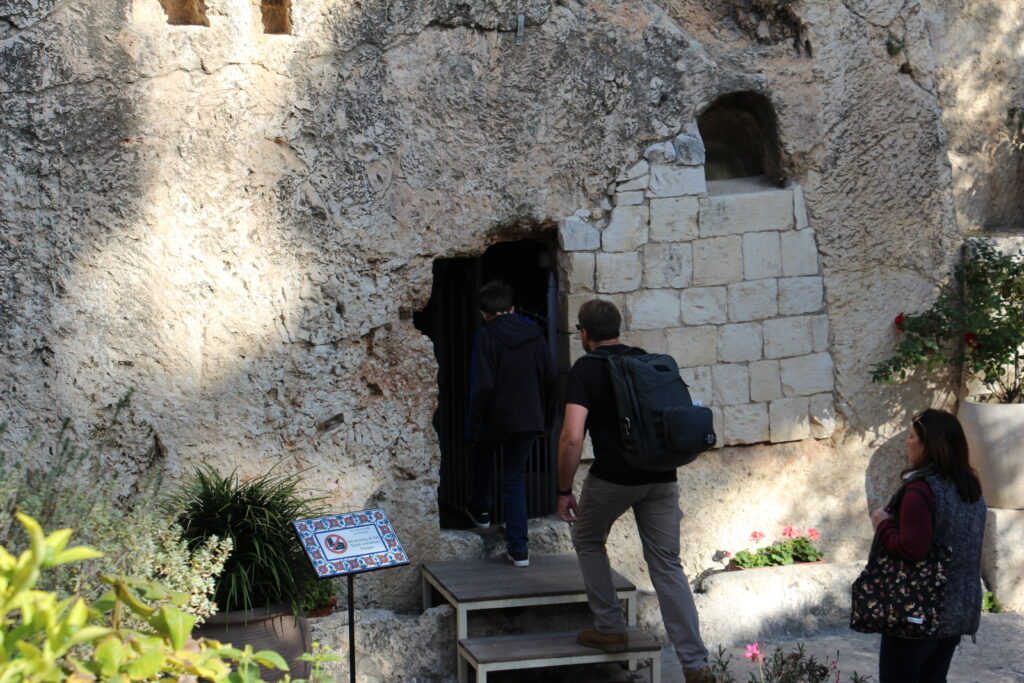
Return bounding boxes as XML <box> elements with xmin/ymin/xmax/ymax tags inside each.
<box><xmin>506</xmin><ymin>549</ymin><xmax>529</xmax><ymax>568</ymax></box>
<box><xmin>464</xmin><ymin>505</ymin><xmax>491</xmax><ymax>529</ymax></box>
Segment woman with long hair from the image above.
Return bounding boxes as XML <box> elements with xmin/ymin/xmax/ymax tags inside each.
<box><xmin>870</xmin><ymin>408</ymin><xmax>987</xmax><ymax>682</ymax></box>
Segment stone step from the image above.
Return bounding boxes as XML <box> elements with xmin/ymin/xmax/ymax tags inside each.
<box><xmin>458</xmin><ymin>628</ymin><xmax>661</xmax><ymax>683</ymax></box>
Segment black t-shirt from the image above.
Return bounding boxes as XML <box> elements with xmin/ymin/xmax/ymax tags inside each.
<box><xmin>565</xmin><ymin>344</ymin><xmax>676</xmax><ymax>486</ymax></box>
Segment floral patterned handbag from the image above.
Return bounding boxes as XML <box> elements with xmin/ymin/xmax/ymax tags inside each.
<box><xmin>849</xmin><ymin>542</ymin><xmax>952</xmax><ymax>638</ymax></box>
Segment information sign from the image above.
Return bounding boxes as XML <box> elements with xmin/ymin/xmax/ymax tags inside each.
<box><xmin>293</xmin><ymin>509</ymin><xmax>408</xmax><ymax>578</ymax></box>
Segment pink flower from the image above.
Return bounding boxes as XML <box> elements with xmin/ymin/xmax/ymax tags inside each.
<box><xmin>724</xmin><ymin>551</ymin><xmax>731</xmax><ymax>557</ymax></box>
<box><xmin>807</xmin><ymin>528</ymin><xmax>820</xmax><ymax>541</ymax></box>
<box><xmin>744</xmin><ymin>642</ymin><xmax>763</xmax><ymax>663</ymax></box>
<box><xmin>750</xmin><ymin>530</ymin><xmax>765</xmax><ymax>542</ymax></box>
<box><xmin>782</xmin><ymin>525</ymin><xmax>802</xmax><ymax>539</ymax></box>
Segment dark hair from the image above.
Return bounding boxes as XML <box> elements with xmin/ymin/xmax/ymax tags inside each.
<box><xmin>577</xmin><ymin>299</ymin><xmax>621</xmax><ymax>342</ymax></box>
<box><xmin>909</xmin><ymin>408</ymin><xmax>983</xmax><ymax>503</ymax></box>
<box><xmin>478</xmin><ymin>281</ymin><xmax>514</xmax><ymax>315</ymax></box>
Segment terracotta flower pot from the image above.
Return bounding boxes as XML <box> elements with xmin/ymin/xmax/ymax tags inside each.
<box><xmin>959</xmin><ymin>398</ymin><xmax>1024</xmax><ymax>509</ymax></box>
<box><xmin>194</xmin><ymin>604</ymin><xmax>311</xmax><ymax>682</ymax></box>
<box><xmin>306</xmin><ymin>594</ymin><xmax>337</xmax><ymax>618</ymax></box>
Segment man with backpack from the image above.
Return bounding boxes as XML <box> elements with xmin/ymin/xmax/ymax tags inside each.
<box><xmin>465</xmin><ymin>281</ymin><xmax>556</xmax><ymax>568</ymax></box>
<box><xmin>557</xmin><ymin>298</ymin><xmax>715</xmax><ymax>683</ymax></box>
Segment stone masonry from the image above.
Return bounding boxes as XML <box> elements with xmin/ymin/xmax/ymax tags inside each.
<box><xmin>561</xmin><ymin>135</ymin><xmax>836</xmax><ymax>447</ymax></box>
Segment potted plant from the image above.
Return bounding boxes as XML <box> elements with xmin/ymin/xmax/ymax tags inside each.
<box><xmin>871</xmin><ymin>238</ymin><xmax>1024</xmax><ymax>508</ymax></box>
<box><xmin>166</xmin><ymin>464</ymin><xmax>328</xmax><ymax>681</ymax></box>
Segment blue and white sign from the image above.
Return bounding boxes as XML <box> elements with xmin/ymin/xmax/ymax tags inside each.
<box><xmin>293</xmin><ymin>509</ymin><xmax>408</xmax><ymax>577</ymax></box>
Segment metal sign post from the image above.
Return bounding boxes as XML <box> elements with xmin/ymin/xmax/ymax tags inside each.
<box><xmin>293</xmin><ymin>509</ymin><xmax>409</xmax><ymax>683</ymax></box>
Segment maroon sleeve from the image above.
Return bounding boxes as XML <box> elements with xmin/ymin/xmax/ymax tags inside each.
<box><xmin>876</xmin><ymin>480</ymin><xmax>935</xmax><ymax>562</ymax></box>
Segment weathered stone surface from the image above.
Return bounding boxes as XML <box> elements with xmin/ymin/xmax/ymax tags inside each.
<box><xmin>723</xmin><ymin>403</ymin><xmax>769</xmax><ymax>445</ymax></box>
<box><xmin>602</xmin><ymin>204</ymin><xmax>649</xmax><ymax>252</ymax></box>
<box><xmin>681</xmin><ymin>286</ymin><xmax>728</xmax><ymax>325</ymax></box>
<box><xmin>626</xmin><ymin>289</ymin><xmax>680</xmax><ymax>330</ymax></box>
<box><xmin>596</xmin><ymin>251</ymin><xmax>642</xmax><ymax>293</ymax></box>
<box><xmin>565</xmin><ymin>252</ymin><xmax>595</xmax><ymax>292</ymax></box>
<box><xmin>810</xmin><ymin>314</ymin><xmax>830</xmax><ymax>352</ymax></box>
<box><xmin>647</xmin><ymin>164</ymin><xmax>707</xmax><ymax>198</ymax></box>
<box><xmin>764</xmin><ymin>316</ymin><xmax>814</xmax><ymax>359</ymax></box>
<box><xmin>809</xmin><ymin>393</ymin><xmax>836</xmax><ymax>439</ymax></box>
<box><xmin>778</xmin><ymin>276</ymin><xmax>824</xmax><ymax>315</ymax></box>
<box><xmin>781</xmin><ymin>353</ymin><xmax>836</xmax><ymax>396</ymax></box>
<box><xmin>728</xmin><ymin>278</ymin><xmax>779</xmax><ymax>321</ymax></box>
<box><xmin>781</xmin><ymin>229</ymin><xmax>820</xmax><ymax>277</ymax></box>
<box><xmin>692</xmin><ymin>236</ymin><xmax>744</xmax><ymax>286</ymax></box>
<box><xmin>559</xmin><ymin>216</ymin><xmax>601</xmax><ymax>251</ymax></box>
<box><xmin>750</xmin><ymin>359</ymin><xmax>782</xmax><ymax>402</ymax></box>
<box><xmin>982</xmin><ymin>508</ymin><xmax>1024</xmax><ymax>612</ymax></box>
<box><xmin>649</xmin><ymin>196</ymin><xmax>700</xmax><ymax>242</ymax></box>
<box><xmin>643</xmin><ymin>242</ymin><xmax>692</xmax><ymax>289</ymax></box>
<box><xmin>718</xmin><ymin>322</ymin><xmax>762</xmax><ymax>363</ymax></box>
<box><xmin>672</xmin><ymin>133</ymin><xmax>706</xmax><ymax>166</ymax></box>
<box><xmin>0</xmin><ymin>0</ymin><xmax>1004</xmax><ymax>668</ymax></box>
<box><xmin>616</xmin><ymin>174</ymin><xmax>649</xmax><ymax>193</ymax></box>
<box><xmin>713</xmin><ymin>363</ymin><xmax>749</xmax><ymax>406</ymax></box>
<box><xmin>743</xmin><ymin>231</ymin><xmax>783</xmax><ymax>280</ymax></box>
<box><xmin>617</xmin><ymin>160</ymin><xmax>649</xmax><ymax>183</ymax></box>
<box><xmin>644</xmin><ymin>141</ymin><xmax>676</xmax><ymax>164</ymax></box>
<box><xmin>770</xmin><ymin>397</ymin><xmax>811</xmax><ymax>442</ymax></box>
<box><xmin>700</xmin><ymin>189</ymin><xmax>794</xmax><ymax>237</ymax></box>
<box><xmin>679</xmin><ymin>365</ymin><xmax>713</xmax><ymax>406</ymax></box>
<box><xmin>793</xmin><ymin>183</ymin><xmax>810</xmax><ymax>230</ymax></box>
<box><xmin>667</xmin><ymin>325</ymin><xmax>717</xmax><ymax>368</ymax></box>
<box><xmin>614</xmin><ymin>190</ymin><xmax>645</xmax><ymax>206</ymax></box>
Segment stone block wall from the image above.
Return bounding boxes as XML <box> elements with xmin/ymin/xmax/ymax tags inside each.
<box><xmin>560</xmin><ymin>135</ymin><xmax>837</xmax><ymax>448</ymax></box>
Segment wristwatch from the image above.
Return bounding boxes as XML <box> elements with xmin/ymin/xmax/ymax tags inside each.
<box><xmin>557</xmin><ymin>488</ymin><xmax>573</xmax><ymax>496</ymax></box>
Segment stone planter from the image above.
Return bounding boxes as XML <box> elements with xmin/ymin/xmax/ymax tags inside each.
<box><xmin>194</xmin><ymin>605</ymin><xmax>311</xmax><ymax>682</ymax></box>
<box><xmin>306</xmin><ymin>594</ymin><xmax>337</xmax><ymax>619</ymax></box>
<box><xmin>959</xmin><ymin>399</ymin><xmax>1024</xmax><ymax>510</ymax></box>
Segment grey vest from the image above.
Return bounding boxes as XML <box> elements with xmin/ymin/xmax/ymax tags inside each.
<box><xmin>924</xmin><ymin>474</ymin><xmax>987</xmax><ymax>637</ymax></box>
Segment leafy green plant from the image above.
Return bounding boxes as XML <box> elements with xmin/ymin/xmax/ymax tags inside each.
<box><xmin>711</xmin><ymin>643</ymin><xmax>870</xmax><ymax>682</ymax></box>
<box><xmin>301</xmin><ymin>577</ymin><xmax>338</xmax><ymax>613</ymax></box>
<box><xmin>166</xmin><ymin>464</ymin><xmax>326</xmax><ymax>614</ymax></box>
<box><xmin>0</xmin><ymin>415</ymin><xmax>232</xmax><ymax>624</ymax></box>
<box><xmin>0</xmin><ymin>513</ymin><xmax>286</xmax><ymax>681</ymax></box>
<box><xmin>871</xmin><ymin>239</ymin><xmax>1024</xmax><ymax>403</ymax></box>
<box><xmin>729</xmin><ymin>527</ymin><xmax>824</xmax><ymax>569</ymax></box>
<box><xmin>983</xmin><ymin>590</ymin><xmax>1002</xmax><ymax>613</ymax></box>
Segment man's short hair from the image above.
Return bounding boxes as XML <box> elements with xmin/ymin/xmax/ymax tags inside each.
<box><xmin>479</xmin><ymin>281</ymin><xmax>514</xmax><ymax>315</ymax></box>
<box><xmin>577</xmin><ymin>299</ymin><xmax>621</xmax><ymax>342</ymax></box>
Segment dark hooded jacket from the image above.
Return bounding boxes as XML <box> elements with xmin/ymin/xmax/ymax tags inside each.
<box><xmin>466</xmin><ymin>313</ymin><xmax>556</xmax><ymax>440</ymax></box>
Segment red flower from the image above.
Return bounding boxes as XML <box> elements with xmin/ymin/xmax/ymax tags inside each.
<box><xmin>894</xmin><ymin>313</ymin><xmax>906</xmax><ymax>329</ymax></box>
<box><xmin>807</xmin><ymin>528</ymin><xmax>820</xmax><ymax>541</ymax></box>
<box><xmin>965</xmin><ymin>333</ymin><xmax>980</xmax><ymax>348</ymax></box>
<box><xmin>782</xmin><ymin>525</ymin><xmax>802</xmax><ymax>539</ymax></box>
<box><xmin>750</xmin><ymin>530</ymin><xmax>765</xmax><ymax>542</ymax></box>
<box><xmin>724</xmin><ymin>551</ymin><xmax>732</xmax><ymax>557</ymax></box>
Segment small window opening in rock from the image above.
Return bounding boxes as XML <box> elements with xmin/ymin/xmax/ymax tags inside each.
<box><xmin>414</xmin><ymin>237</ymin><xmax>561</xmax><ymax>530</ymax></box>
<box><xmin>698</xmin><ymin>91</ymin><xmax>784</xmax><ymax>184</ymax></box>
<box><xmin>159</xmin><ymin>0</ymin><xmax>210</xmax><ymax>26</ymax></box>
<box><xmin>261</xmin><ymin>0</ymin><xmax>291</xmax><ymax>34</ymax></box>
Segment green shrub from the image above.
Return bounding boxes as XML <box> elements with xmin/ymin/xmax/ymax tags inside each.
<box><xmin>0</xmin><ymin>407</ymin><xmax>232</xmax><ymax>624</ymax></box>
<box><xmin>871</xmin><ymin>239</ymin><xmax>1024</xmax><ymax>404</ymax></box>
<box><xmin>166</xmin><ymin>465</ymin><xmax>326</xmax><ymax>614</ymax></box>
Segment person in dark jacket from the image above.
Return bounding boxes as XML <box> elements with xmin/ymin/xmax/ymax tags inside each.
<box><xmin>464</xmin><ymin>281</ymin><xmax>556</xmax><ymax>567</ymax></box>
<box><xmin>870</xmin><ymin>408</ymin><xmax>986</xmax><ymax>682</ymax></box>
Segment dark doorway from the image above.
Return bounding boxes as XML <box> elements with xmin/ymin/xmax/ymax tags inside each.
<box><xmin>414</xmin><ymin>238</ymin><xmax>559</xmax><ymax>530</ymax></box>
<box><xmin>698</xmin><ymin>91</ymin><xmax>783</xmax><ymax>184</ymax></box>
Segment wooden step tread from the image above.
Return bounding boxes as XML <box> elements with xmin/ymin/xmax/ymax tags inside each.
<box><xmin>460</xmin><ymin>628</ymin><xmax>661</xmax><ymax>664</ymax></box>
<box><xmin>423</xmin><ymin>553</ymin><xmax>636</xmax><ymax>604</ymax></box>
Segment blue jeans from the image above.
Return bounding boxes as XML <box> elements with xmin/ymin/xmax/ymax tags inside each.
<box><xmin>879</xmin><ymin>634</ymin><xmax>960</xmax><ymax>682</ymax></box>
<box><xmin>468</xmin><ymin>433</ymin><xmax>535</xmax><ymax>554</ymax></box>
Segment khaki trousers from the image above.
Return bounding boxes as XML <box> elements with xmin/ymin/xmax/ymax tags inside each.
<box><xmin>571</xmin><ymin>473</ymin><xmax>709</xmax><ymax>671</ymax></box>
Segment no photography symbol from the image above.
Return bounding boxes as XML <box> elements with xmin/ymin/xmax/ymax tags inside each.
<box><xmin>324</xmin><ymin>534</ymin><xmax>348</xmax><ymax>554</ymax></box>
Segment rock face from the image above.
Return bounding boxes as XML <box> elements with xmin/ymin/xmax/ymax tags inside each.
<box><xmin>1</xmin><ymin>0</ymin><xmax>1019</xmax><ymax>657</ymax></box>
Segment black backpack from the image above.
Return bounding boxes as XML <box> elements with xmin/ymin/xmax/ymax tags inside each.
<box><xmin>587</xmin><ymin>349</ymin><xmax>717</xmax><ymax>471</ymax></box>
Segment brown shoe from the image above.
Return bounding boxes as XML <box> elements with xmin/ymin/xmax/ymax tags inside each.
<box><xmin>576</xmin><ymin>628</ymin><xmax>628</xmax><ymax>653</ymax></box>
<box><xmin>684</xmin><ymin>666</ymin><xmax>716</xmax><ymax>683</ymax></box>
